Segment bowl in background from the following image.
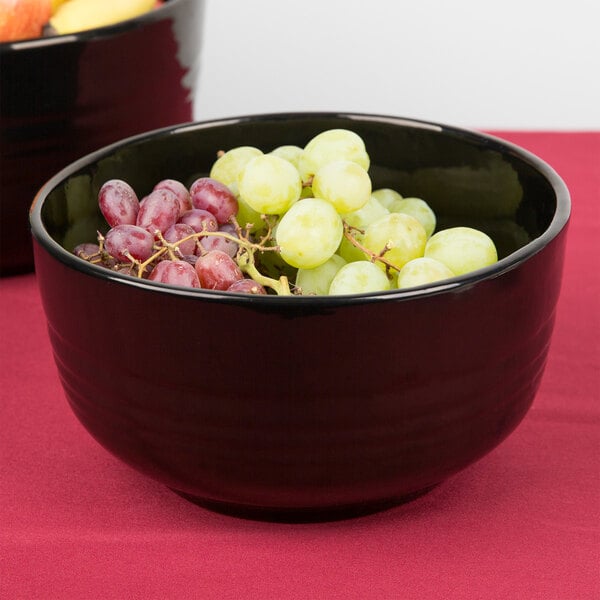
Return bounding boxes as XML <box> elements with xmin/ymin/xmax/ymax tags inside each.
<box><xmin>0</xmin><ymin>0</ymin><xmax>204</xmax><ymax>275</ymax></box>
<box><xmin>30</xmin><ymin>112</ymin><xmax>570</xmax><ymax>522</ymax></box>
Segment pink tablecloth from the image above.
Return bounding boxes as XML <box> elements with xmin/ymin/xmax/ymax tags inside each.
<box><xmin>1</xmin><ymin>132</ymin><xmax>598</xmax><ymax>599</ymax></box>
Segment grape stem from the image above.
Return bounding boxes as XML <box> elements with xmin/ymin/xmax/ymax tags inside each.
<box><xmin>97</xmin><ymin>223</ymin><xmax>291</xmax><ymax>294</ymax></box>
<box><xmin>76</xmin><ymin>232</ymin><xmax>113</xmax><ymax>265</ymax></box>
<box><xmin>92</xmin><ymin>220</ymin><xmax>402</xmax><ymax>293</ymax></box>
<box><xmin>137</xmin><ymin>246</ymin><xmax>168</xmax><ymax>277</ymax></box>
<box><xmin>342</xmin><ymin>222</ymin><xmax>402</xmax><ymax>274</ymax></box>
<box><xmin>153</xmin><ymin>231</ymin><xmax>181</xmax><ymax>261</ymax></box>
<box><xmin>238</xmin><ymin>253</ymin><xmax>291</xmax><ymax>296</ymax></box>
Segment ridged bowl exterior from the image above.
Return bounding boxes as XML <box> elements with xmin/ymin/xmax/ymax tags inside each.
<box><xmin>1</xmin><ymin>0</ymin><xmax>204</xmax><ymax>275</ymax></box>
<box><xmin>30</xmin><ymin>113</ymin><xmax>570</xmax><ymax>521</ymax></box>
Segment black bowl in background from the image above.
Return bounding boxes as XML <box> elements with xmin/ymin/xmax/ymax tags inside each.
<box><xmin>30</xmin><ymin>113</ymin><xmax>570</xmax><ymax>522</ymax></box>
<box><xmin>0</xmin><ymin>0</ymin><xmax>204</xmax><ymax>275</ymax></box>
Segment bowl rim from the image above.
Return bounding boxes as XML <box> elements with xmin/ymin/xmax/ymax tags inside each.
<box><xmin>0</xmin><ymin>0</ymin><xmax>192</xmax><ymax>51</ymax></box>
<box><xmin>29</xmin><ymin>111</ymin><xmax>571</xmax><ymax>306</ymax></box>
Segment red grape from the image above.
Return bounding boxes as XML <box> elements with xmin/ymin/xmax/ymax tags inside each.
<box><xmin>148</xmin><ymin>260</ymin><xmax>200</xmax><ymax>288</ymax></box>
<box><xmin>190</xmin><ymin>177</ymin><xmax>238</xmax><ymax>224</ymax></box>
<box><xmin>164</xmin><ymin>223</ymin><xmax>198</xmax><ymax>256</ymax></box>
<box><xmin>227</xmin><ymin>278</ymin><xmax>267</xmax><ymax>294</ymax></box>
<box><xmin>136</xmin><ymin>188</ymin><xmax>180</xmax><ymax>235</ymax></box>
<box><xmin>200</xmin><ymin>223</ymin><xmax>239</xmax><ymax>257</ymax></box>
<box><xmin>73</xmin><ymin>242</ymin><xmax>100</xmax><ymax>258</ymax></box>
<box><xmin>181</xmin><ymin>254</ymin><xmax>199</xmax><ymax>267</ymax></box>
<box><xmin>113</xmin><ymin>263</ymin><xmax>139</xmax><ymax>276</ymax></box>
<box><xmin>154</xmin><ymin>179</ymin><xmax>192</xmax><ymax>214</ymax></box>
<box><xmin>98</xmin><ymin>179</ymin><xmax>140</xmax><ymax>227</ymax></box>
<box><xmin>195</xmin><ymin>250</ymin><xmax>243</xmax><ymax>290</ymax></box>
<box><xmin>104</xmin><ymin>224</ymin><xmax>155</xmax><ymax>262</ymax></box>
<box><xmin>178</xmin><ymin>208</ymin><xmax>218</xmax><ymax>234</ymax></box>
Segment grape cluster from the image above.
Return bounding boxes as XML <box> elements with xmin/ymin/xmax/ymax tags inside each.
<box><xmin>74</xmin><ymin>129</ymin><xmax>498</xmax><ymax>295</ymax></box>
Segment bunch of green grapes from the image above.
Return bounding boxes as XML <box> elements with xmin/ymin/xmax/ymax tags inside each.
<box><xmin>209</xmin><ymin>129</ymin><xmax>498</xmax><ymax>295</ymax></box>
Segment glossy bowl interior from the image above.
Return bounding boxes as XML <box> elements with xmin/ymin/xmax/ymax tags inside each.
<box><xmin>0</xmin><ymin>0</ymin><xmax>204</xmax><ymax>275</ymax></box>
<box><xmin>30</xmin><ymin>113</ymin><xmax>570</xmax><ymax>521</ymax></box>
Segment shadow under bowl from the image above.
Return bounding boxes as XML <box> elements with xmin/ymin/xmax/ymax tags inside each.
<box><xmin>30</xmin><ymin>112</ymin><xmax>570</xmax><ymax>522</ymax></box>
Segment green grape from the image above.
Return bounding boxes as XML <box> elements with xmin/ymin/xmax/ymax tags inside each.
<box><xmin>236</xmin><ymin>196</ymin><xmax>266</xmax><ymax>234</ymax></box>
<box><xmin>298</xmin><ymin>129</ymin><xmax>370</xmax><ymax>182</ymax></box>
<box><xmin>371</xmin><ymin>188</ymin><xmax>403</xmax><ymax>210</ymax></box>
<box><xmin>337</xmin><ymin>234</ymin><xmax>368</xmax><ymax>263</ymax></box>
<box><xmin>329</xmin><ymin>261</ymin><xmax>391</xmax><ymax>295</ymax></box>
<box><xmin>209</xmin><ymin>146</ymin><xmax>263</xmax><ymax>194</ymax></box>
<box><xmin>238</xmin><ymin>154</ymin><xmax>302</xmax><ymax>215</ymax></box>
<box><xmin>312</xmin><ymin>160</ymin><xmax>372</xmax><ymax>214</ymax></box>
<box><xmin>342</xmin><ymin>195</ymin><xmax>389</xmax><ymax>230</ymax></box>
<box><xmin>338</xmin><ymin>195</ymin><xmax>388</xmax><ymax>263</ymax></box>
<box><xmin>296</xmin><ymin>254</ymin><xmax>346</xmax><ymax>295</ymax></box>
<box><xmin>397</xmin><ymin>257</ymin><xmax>455</xmax><ymax>289</ymax></box>
<box><xmin>389</xmin><ymin>197</ymin><xmax>437</xmax><ymax>238</ymax></box>
<box><xmin>363</xmin><ymin>213</ymin><xmax>428</xmax><ymax>270</ymax></box>
<box><xmin>275</xmin><ymin>198</ymin><xmax>343</xmax><ymax>269</ymax></box>
<box><xmin>270</xmin><ymin>145</ymin><xmax>303</xmax><ymax>169</ymax></box>
<box><xmin>424</xmin><ymin>227</ymin><xmax>498</xmax><ymax>275</ymax></box>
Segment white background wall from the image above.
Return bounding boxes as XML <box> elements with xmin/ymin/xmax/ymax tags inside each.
<box><xmin>194</xmin><ymin>0</ymin><xmax>600</xmax><ymax>130</ymax></box>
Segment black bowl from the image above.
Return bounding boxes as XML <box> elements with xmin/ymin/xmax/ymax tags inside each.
<box><xmin>0</xmin><ymin>0</ymin><xmax>204</xmax><ymax>275</ymax></box>
<box><xmin>30</xmin><ymin>113</ymin><xmax>570</xmax><ymax>522</ymax></box>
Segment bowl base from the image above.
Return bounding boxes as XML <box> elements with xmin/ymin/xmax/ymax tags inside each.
<box><xmin>169</xmin><ymin>485</ymin><xmax>438</xmax><ymax>523</ymax></box>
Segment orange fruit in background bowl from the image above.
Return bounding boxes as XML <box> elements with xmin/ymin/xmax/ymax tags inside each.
<box><xmin>0</xmin><ymin>0</ymin><xmax>163</xmax><ymax>41</ymax></box>
<box><xmin>0</xmin><ymin>0</ymin><xmax>51</xmax><ymax>42</ymax></box>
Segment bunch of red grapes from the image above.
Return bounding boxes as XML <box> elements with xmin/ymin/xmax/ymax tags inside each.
<box><xmin>74</xmin><ymin>177</ymin><xmax>268</xmax><ymax>294</ymax></box>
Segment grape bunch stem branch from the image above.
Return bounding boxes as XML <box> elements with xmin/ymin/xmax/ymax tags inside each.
<box><xmin>343</xmin><ymin>223</ymin><xmax>402</xmax><ymax>274</ymax></box>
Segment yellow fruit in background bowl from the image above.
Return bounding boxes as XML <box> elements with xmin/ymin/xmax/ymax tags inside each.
<box><xmin>50</xmin><ymin>0</ymin><xmax>66</xmax><ymax>13</ymax></box>
<box><xmin>50</xmin><ymin>0</ymin><xmax>156</xmax><ymax>34</ymax></box>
